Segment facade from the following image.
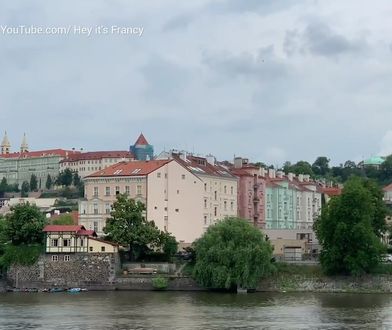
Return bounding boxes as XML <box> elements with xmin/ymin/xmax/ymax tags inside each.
<box><xmin>0</xmin><ymin>149</ymin><xmax>79</xmax><ymax>188</ymax></box>
<box><xmin>157</xmin><ymin>151</ymin><xmax>238</xmax><ymax>228</ymax></box>
<box><xmin>43</xmin><ymin>225</ymin><xmax>118</xmax><ymax>254</ymax></box>
<box><xmin>384</xmin><ymin>183</ymin><xmax>392</xmax><ymax>203</ymax></box>
<box><xmin>60</xmin><ymin>151</ymin><xmax>134</xmax><ymax>178</ymax></box>
<box><xmin>130</xmin><ymin>133</ymin><xmax>154</xmax><ymax>161</ymax></box>
<box><xmin>79</xmin><ymin>159</ymin><xmax>205</xmax><ymax>243</ymax></box>
<box><xmin>230</xmin><ymin>157</ymin><xmax>266</xmax><ymax>228</ymax></box>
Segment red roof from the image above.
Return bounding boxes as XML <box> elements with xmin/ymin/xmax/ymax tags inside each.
<box><xmin>384</xmin><ymin>183</ymin><xmax>392</xmax><ymax>192</ymax></box>
<box><xmin>1</xmin><ymin>149</ymin><xmax>79</xmax><ymax>159</ymax></box>
<box><xmin>86</xmin><ymin>159</ymin><xmax>171</xmax><ymax>178</ymax></box>
<box><xmin>43</xmin><ymin>225</ymin><xmax>96</xmax><ymax>236</ymax></box>
<box><xmin>134</xmin><ymin>133</ymin><xmax>149</xmax><ymax>146</ymax></box>
<box><xmin>60</xmin><ymin>151</ymin><xmax>133</xmax><ymax>163</ymax></box>
<box><xmin>320</xmin><ymin>187</ymin><xmax>342</xmax><ymax>196</ymax></box>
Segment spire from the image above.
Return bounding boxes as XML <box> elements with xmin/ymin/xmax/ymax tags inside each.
<box><xmin>1</xmin><ymin>131</ymin><xmax>11</xmax><ymax>154</ymax></box>
<box><xmin>20</xmin><ymin>132</ymin><xmax>29</xmax><ymax>153</ymax></box>
<box><xmin>134</xmin><ymin>133</ymin><xmax>149</xmax><ymax>146</ymax></box>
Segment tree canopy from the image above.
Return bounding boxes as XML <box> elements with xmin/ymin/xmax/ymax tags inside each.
<box><xmin>30</xmin><ymin>174</ymin><xmax>38</xmax><ymax>191</ymax></box>
<box><xmin>314</xmin><ymin>177</ymin><xmax>386</xmax><ymax>275</ymax></box>
<box><xmin>193</xmin><ymin>217</ymin><xmax>273</xmax><ymax>290</ymax></box>
<box><xmin>103</xmin><ymin>194</ymin><xmax>177</xmax><ymax>261</ymax></box>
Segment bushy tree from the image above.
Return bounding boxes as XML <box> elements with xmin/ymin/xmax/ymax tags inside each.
<box><xmin>193</xmin><ymin>217</ymin><xmax>273</xmax><ymax>290</ymax></box>
<box><xmin>21</xmin><ymin>181</ymin><xmax>29</xmax><ymax>197</ymax></box>
<box><xmin>312</xmin><ymin>156</ymin><xmax>330</xmax><ymax>176</ymax></box>
<box><xmin>104</xmin><ymin>194</ymin><xmax>177</xmax><ymax>261</ymax></box>
<box><xmin>45</xmin><ymin>174</ymin><xmax>53</xmax><ymax>190</ymax></box>
<box><xmin>314</xmin><ymin>177</ymin><xmax>385</xmax><ymax>275</ymax></box>
<box><xmin>3</xmin><ymin>203</ymin><xmax>46</xmax><ymax>245</ymax></box>
<box><xmin>57</xmin><ymin>169</ymin><xmax>73</xmax><ymax>187</ymax></box>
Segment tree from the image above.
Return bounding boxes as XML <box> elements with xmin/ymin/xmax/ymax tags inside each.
<box><xmin>314</xmin><ymin>177</ymin><xmax>385</xmax><ymax>275</ymax></box>
<box><xmin>21</xmin><ymin>181</ymin><xmax>30</xmax><ymax>197</ymax></box>
<box><xmin>380</xmin><ymin>155</ymin><xmax>392</xmax><ymax>183</ymax></box>
<box><xmin>312</xmin><ymin>156</ymin><xmax>330</xmax><ymax>176</ymax></box>
<box><xmin>3</xmin><ymin>202</ymin><xmax>46</xmax><ymax>245</ymax></box>
<box><xmin>193</xmin><ymin>217</ymin><xmax>273</xmax><ymax>290</ymax></box>
<box><xmin>57</xmin><ymin>169</ymin><xmax>73</xmax><ymax>187</ymax></box>
<box><xmin>29</xmin><ymin>174</ymin><xmax>38</xmax><ymax>191</ymax></box>
<box><xmin>290</xmin><ymin>161</ymin><xmax>314</xmax><ymax>176</ymax></box>
<box><xmin>73</xmin><ymin>172</ymin><xmax>81</xmax><ymax>187</ymax></box>
<box><xmin>45</xmin><ymin>174</ymin><xmax>53</xmax><ymax>190</ymax></box>
<box><xmin>104</xmin><ymin>194</ymin><xmax>176</xmax><ymax>261</ymax></box>
<box><xmin>0</xmin><ymin>177</ymin><xmax>7</xmax><ymax>193</ymax></box>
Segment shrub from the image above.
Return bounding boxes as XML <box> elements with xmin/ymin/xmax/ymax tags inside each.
<box><xmin>152</xmin><ymin>276</ymin><xmax>168</xmax><ymax>290</ymax></box>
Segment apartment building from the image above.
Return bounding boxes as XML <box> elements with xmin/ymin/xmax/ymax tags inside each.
<box><xmin>79</xmin><ymin>159</ymin><xmax>204</xmax><ymax>243</ymax></box>
<box><xmin>60</xmin><ymin>151</ymin><xmax>134</xmax><ymax>178</ymax></box>
<box><xmin>157</xmin><ymin>151</ymin><xmax>238</xmax><ymax>228</ymax></box>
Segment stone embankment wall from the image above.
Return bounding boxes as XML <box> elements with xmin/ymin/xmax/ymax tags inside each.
<box><xmin>7</xmin><ymin>253</ymin><xmax>119</xmax><ymax>289</ymax></box>
<box><xmin>258</xmin><ymin>274</ymin><xmax>392</xmax><ymax>293</ymax></box>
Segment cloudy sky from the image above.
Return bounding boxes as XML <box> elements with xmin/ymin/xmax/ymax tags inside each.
<box><xmin>1</xmin><ymin>0</ymin><xmax>392</xmax><ymax>167</ymax></box>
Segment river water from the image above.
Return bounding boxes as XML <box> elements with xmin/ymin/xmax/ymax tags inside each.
<box><xmin>0</xmin><ymin>291</ymin><xmax>391</xmax><ymax>329</ymax></box>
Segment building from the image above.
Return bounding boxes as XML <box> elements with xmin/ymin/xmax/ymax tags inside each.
<box><xmin>79</xmin><ymin>159</ymin><xmax>204</xmax><ymax>244</ymax></box>
<box><xmin>130</xmin><ymin>133</ymin><xmax>154</xmax><ymax>160</ymax></box>
<box><xmin>230</xmin><ymin>157</ymin><xmax>266</xmax><ymax>228</ymax></box>
<box><xmin>360</xmin><ymin>156</ymin><xmax>385</xmax><ymax>169</ymax></box>
<box><xmin>43</xmin><ymin>225</ymin><xmax>118</xmax><ymax>254</ymax></box>
<box><xmin>383</xmin><ymin>183</ymin><xmax>392</xmax><ymax>203</ymax></box>
<box><xmin>60</xmin><ymin>151</ymin><xmax>134</xmax><ymax>178</ymax></box>
<box><xmin>157</xmin><ymin>151</ymin><xmax>238</xmax><ymax>229</ymax></box>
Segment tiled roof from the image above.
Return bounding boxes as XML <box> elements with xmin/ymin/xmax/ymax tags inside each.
<box><xmin>43</xmin><ymin>225</ymin><xmax>97</xmax><ymax>236</ymax></box>
<box><xmin>0</xmin><ymin>149</ymin><xmax>78</xmax><ymax>159</ymax></box>
<box><xmin>172</xmin><ymin>154</ymin><xmax>236</xmax><ymax>179</ymax></box>
<box><xmin>60</xmin><ymin>151</ymin><xmax>133</xmax><ymax>163</ymax></box>
<box><xmin>86</xmin><ymin>160</ymin><xmax>171</xmax><ymax>177</ymax></box>
<box><xmin>384</xmin><ymin>183</ymin><xmax>392</xmax><ymax>192</ymax></box>
<box><xmin>134</xmin><ymin>133</ymin><xmax>149</xmax><ymax>146</ymax></box>
<box><xmin>320</xmin><ymin>187</ymin><xmax>342</xmax><ymax>196</ymax></box>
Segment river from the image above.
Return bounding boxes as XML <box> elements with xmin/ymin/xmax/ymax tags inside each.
<box><xmin>0</xmin><ymin>291</ymin><xmax>391</xmax><ymax>329</ymax></box>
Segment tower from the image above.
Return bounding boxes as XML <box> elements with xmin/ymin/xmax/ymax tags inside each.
<box><xmin>130</xmin><ymin>133</ymin><xmax>154</xmax><ymax>161</ymax></box>
<box><xmin>1</xmin><ymin>131</ymin><xmax>11</xmax><ymax>155</ymax></box>
<box><xmin>20</xmin><ymin>133</ymin><xmax>29</xmax><ymax>153</ymax></box>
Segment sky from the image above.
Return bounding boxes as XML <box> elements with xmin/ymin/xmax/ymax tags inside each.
<box><xmin>1</xmin><ymin>0</ymin><xmax>392</xmax><ymax>167</ymax></box>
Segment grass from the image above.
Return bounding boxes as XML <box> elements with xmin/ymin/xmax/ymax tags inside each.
<box><xmin>274</xmin><ymin>262</ymin><xmax>323</xmax><ymax>277</ymax></box>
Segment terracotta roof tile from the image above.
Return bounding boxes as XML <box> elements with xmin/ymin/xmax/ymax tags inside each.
<box><xmin>1</xmin><ymin>149</ymin><xmax>78</xmax><ymax>159</ymax></box>
<box><xmin>134</xmin><ymin>133</ymin><xmax>149</xmax><ymax>146</ymax></box>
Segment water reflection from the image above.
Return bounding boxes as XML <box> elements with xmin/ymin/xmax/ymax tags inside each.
<box><xmin>1</xmin><ymin>292</ymin><xmax>392</xmax><ymax>329</ymax></box>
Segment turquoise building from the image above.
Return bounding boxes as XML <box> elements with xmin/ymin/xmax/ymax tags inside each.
<box><xmin>130</xmin><ymin>133</ymin><xmax>154</xmax><ymax>161</ymax></box>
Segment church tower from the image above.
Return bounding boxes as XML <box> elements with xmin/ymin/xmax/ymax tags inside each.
<box><xmin>20</xmin><ymin>133</ymin><xmax>29</xmax><ymax>153</ymax></box>
<box><xmin>1</xmin><ymin>131</ymin><xmax>11</xmax><ymax>155</ymax></box>
<box><xmin>130</xmin><ymin>133</ymin><xmax>154</xmax><ymax>160</ymax></box>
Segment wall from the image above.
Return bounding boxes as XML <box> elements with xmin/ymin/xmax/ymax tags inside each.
<box><xmin>7</xmin><ymin>253</ymin><xmax>120</xmax><ymax>289</ymax></box>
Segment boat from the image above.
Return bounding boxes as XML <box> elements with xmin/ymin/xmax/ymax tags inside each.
<box><xmin>49</xmin><ymin>287</ymin><xmax>65</xmax><ymax>293</ymax></box>
<box><xmin>67</xmin><ymin>287</ymin><xmax>82</xmax><ymax>293</ymax></box>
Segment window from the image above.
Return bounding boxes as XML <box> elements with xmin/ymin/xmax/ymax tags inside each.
<box><xmin>93</xmin><ymin>203</ymin><xmax>99</xmax><ymax>215</ymax></box>
<box><xmin>125</xmin><ymin>186</ymin><xmax>130</xmax><ymax>195</ymax></box>
<box><xmin>51</xmin><ymin>239</ymin><xmax>58</xmax><ymax>247</ymax></box>
<box><xmin>101</xmin><ymin>246</ymin><xmax>106</xmax><ymax>252</ymax></box>
<box><xmin>105</xmin><ymin>187</ymin><xmax>110</xmax><ymax>196</ymax></box>
<box><xmin>165</xmin><ymin>173</ymin><xmax>168</xmax><ymax>178</ymax></box>
<box><xmin>64</xmin><ymin>255</ymin><xmax>70</xmax><ymax>262</ymax></box>
<box><xmin>177</xmin><ymin>189</ymin><xmax>180</xmax><ymax>194</ymax></box>
<box><xmin>182</xmin><ymin>174</ymin><xmax>185</xmax><ymax>180</ymax></box>
<box><xmin>224</xmin><ymin>201</ymin><xmax>227</xmax><ymax>210</ymax></box>
<box><xmin>52</xmin><ymin>255</ymin><xmax>58</xmax><ymax>262</ymax></box>
<box><xmin>214</xmin><ymin>191</ymin><xmax>217</xmax><ymax>200</ymax></box>
<box><xmin>231</xmin><ymin>186</ymin><xmax>233</xmax><ymax>195</ymax></box>
<box><xmin>115</xmin><ymin>186</ymin><xmax>120</xmax><ymax>195</ymax></box>
<box><xmin>204</xmin><ymin>183</ymin><xmax>207</xmax><ymax>192</ymax></box>
<box><xmin>204</xmin><ymin>199</ymin><xmax>207</xmax><ymax>208</ymax></box>
<box><xmin>175</xmin><ymin>208</ymin><xmax>179</xmax><ymax>212</ymax></box>
<box><xmin>80</xmin><ymin>239</ymin><xmax>84</xmax><ymax>247</ymax></box>
<box><xmin>105</xmin><ymin>203</ymin><xmax>111</xmax><ymax>214</ymax></box>
<box><xmin>157</xmin><ymin>172</ymin><xmax>161</xmax><ymax>178</ymax></box>
<box><xmin>93</xmin><ymin>221</ymin><xmax>98</xmax><ymax>232</ymax></box>
<box><xmin>204</xmin><ymin>215</ymin><xmax>207</xmax><ymax>225</ymax></box>
<box><xmin>224</xmin><ymin>186</ymin><xmax>227</xmax><ymax>194</ymax></box>
<box><xmin>137</xmin><ymin>185</ymin><xmax>142</xmax><ymax>195</ymax></box>
<box><xmin>231</xmin><ymin>201</ymin><xmax>234</xmax><ymax>211</ymax></box>
<box><xmin>214</xmin><ymin>207</ymin><xmax>217</xmax><ymax>217</ymax></box>
<box><xmin>63</xmin><ymin>239</ymin><xmax>71</xmax><ymax>247</ymax></box>
<box><xmin>89</xmin><ymin>247</ymin><xmax>93</xmax><ymax>252</ymax></box>
<box><xmin>93</xmin><ymin>186</ymin><xmax>98</xmax><ymax>197</ymax></box>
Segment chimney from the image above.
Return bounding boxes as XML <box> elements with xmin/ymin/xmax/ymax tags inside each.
<box><xmin>288</xmin><ymin>173</ymin><xmax>294</xmax><ymax>181</ymax></box>
<box><xmin>298</xmin><ymin>174</ymin><xmax>304</xmax><ymax>182</ymax></box>
<box><xmin>268</xmin><ymin>169</ymin><xmax>276</xmax><ymax>179</ymax></box>
<box><xmin>276</xmin><ymin>170</ymin><xmax>284</xmax><ymax>178</ymax></box>
<box><xmin>234</xmin><ymin>157</ymin><xmax>243</xmax><ymax>169</ymax></box>
<box><xmin>206</xmin><ymin>154</ymin><xmax>215</xmax><ymax>166</ymax></box>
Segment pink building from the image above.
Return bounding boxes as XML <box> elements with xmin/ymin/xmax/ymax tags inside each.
<box><xmin>230</xmin><ymin>157</ymin><xmax>266</xmax><ymax>228</ymax></box>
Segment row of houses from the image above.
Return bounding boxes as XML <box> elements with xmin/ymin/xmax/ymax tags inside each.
<box><xmin>78</xmin><ymin>151</ymin><xmax>339</xmax><ymax>247</ymax></box>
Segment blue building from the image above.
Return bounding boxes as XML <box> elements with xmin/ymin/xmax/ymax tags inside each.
<box><xmin>130</xmin><ymin>133</ymin><xmax>154</xmax><ymax>160</ymax></box>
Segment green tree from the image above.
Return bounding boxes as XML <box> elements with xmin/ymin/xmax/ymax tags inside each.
<box><xmin>3</xmin><ymin>203</ymin><xmax>46</xmax><ymax>245</ymax></box>
<box><xmin>312</xmin><ymin>156</ymin><xmax>330</xmax><ymax>176</ymax></box>
<box><xmin>73</xmin><ymin>172</ymin><xmax>81</xmax><ymax>187</ymax></box>
<box><xmin>45</xmin><ymin>174</ymin><xmax>53</xmax><ymax>190</ymax></box>
<box><xmin>57</xmin><ymin>169</ymin><xmax>73</xmax><ymax>187</ymax></box>
<box><xmin>380</xmin><ymin>155</ymin><xmax>392</xmax><ymax>183</ymax></box>
<box><xmin>290</xmin><ymin>161</ymin><xmax>314</xmax><ymax>176</ymax></box>
<box><xmin>193</xmin><ymin>217</ymin><xmax>273</xmax><ymax>290</ymax></box>
<box><xmin>314</xmin><ymin>177</ymin><xmax>385</xmax><ymax>275</ymax></box>
<box><xmin>103</xmin><ymin>194</ymin><xmax>175</xmax><ymax>261</ymax></box>
<box><xmin>29</xmin><ymin>174</ymin><xmax>38</xmax><ymax>191</ymax></box>
<box><xmin>21</xmin><ymin>181</ymin><xmax>30</xmax><ymax>197</ymax></box>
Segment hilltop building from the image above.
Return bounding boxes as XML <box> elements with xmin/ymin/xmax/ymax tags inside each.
<box><xmin>130</xmin><ymin>133</ymin><xmax>154</xmax><ymax>160</ymax></box>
